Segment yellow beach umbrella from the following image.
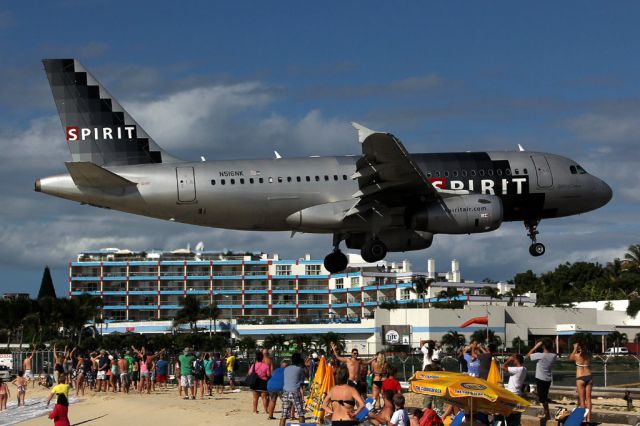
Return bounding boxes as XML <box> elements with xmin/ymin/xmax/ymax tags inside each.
<box><xmin>410</xmin><ymin>370</ymin><xmax>529</xmax><ymax>420</ymax></box>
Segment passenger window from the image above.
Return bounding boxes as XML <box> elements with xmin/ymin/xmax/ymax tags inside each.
<box><xmin>435</xmin><ymin>171</ymin><xmax>440</xmax><ymax>177</ymax></box>
<box><xmin>444</xmin><ymin>171</ymin><xmax>450</xmax><ymax>178</ymax></box>
<box><xmin>487</xmin><ymin>169</ymin><xmax>493</xmax><ymax>177</ymax></box>
<box><xmin>250</xmin><ymin>178</ymin><xmax>254</xmax><ymax>184</ymax></box>
<box><xmin>479</xmin><ymin>170</ymin><xmax>485</xmax><ymax>176</ymax></box>
<box><xmin>343</xmin><ymin>175</ymin><xmax>348</xmax><ymax>180</ymax></box>
<box><xmin>505</xmin><ymin>169</ymin><xmax>511</xmax><ymax>176</ymax></box>
<box><xmin>426</xmin><ymin>172</ymin><xmax>432</xmax><ymax>178</ymax></box>
<box><xmin>211</xmin><ymin>179</ymin><xmax>216</xmax><ymax>185</ymax></box>
<box><xmin>523</xmin><ymin>168</ymin><xmax>528</xmax><ymax>174</ymax></box>
<box><xmin>306</xmin><ymin>176</ymin><xmax>310</xmax><ymax>182</ymax></box>
<box><xmin>453</xmin><ymin>171</ymin><xmax>459</xmax><ymax>177</ymax></box>
<box><xmin>570</xmin><ymin>166</ymin><xmax>577</xmax><ymax>174</ymax></box>
<box><xmin>333</xmin><ymin>175</ymin><xmax>338</xmax><ymax>181</ymax></box>
<box><xmin>514</xmin><ymin>169</ymin><xmax>519</xmax><ymax>175</ymax></box>
<box><xmin>315</xmin><ymin>176</ymin><xmax>320</xmax><ymax>182</ymax></box>
<box><xmin>296</xmin><ymin>176</ymin><xmax>301</xmax><ymax>182</ymax></box>
<box><xmin>287</xmin><ymin>177</ymin><xmax>292</xmax><ymax>182</ymax></box>
<box><xmin>259</xmin><ymin>178</ymin><xmax>264</xmax><ymax>183</ymax></box>
<box><xmin>221</xmin><ymin>179</ymin><xmax>226</xmax><ymax>185</ymax></box>
<box><xmin>278</xmin><ymin>177</ymin><xmax>283</xmax><ymax>183</ymax></box>
<box><xmin>461</xmin><ymin>170</ymin><xmax>467</xmax><ymax>177</ymax></box>
<box><xmin>230</xmin><ymin>178</ymin><xmax>235</xmax><ymax>184</ymax></box>
<box><xmin>240</xmin><ymin>178</ymin><xmax>245</xmax><ymax>184</ymax></box>
<box><xmin>323</xmin><ymin>175</ymin><xmax>327</xmax><ymax>181</ymax></box>
<box><xmin>470</xmin><ymin>170</ymin><xmax>476</xmax><ymax>177</ymax></box>
<box><xmin>268</xmin><ymin>177</ymin><xmax>273</xmax><ymax>183</ymax></box>
<box><xmin>496</xmin><ymin>169</ymin><xmax>502</xmax><ymax>176</ymax></box>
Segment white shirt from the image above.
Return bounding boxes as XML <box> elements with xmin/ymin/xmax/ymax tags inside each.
<box><xmin>421</xmin><ymin>344</ymin><xmax>436</xmax><ymax>368</ymax></box>
<box><xmin>506</xmin><ymin>366</ymin><xmax>527</xmax><ymax>395</ymax></box>
<box><xmin>390</xmin><ymin>408</ymin><xmax>409</xmax><ymax>426</ymax></box>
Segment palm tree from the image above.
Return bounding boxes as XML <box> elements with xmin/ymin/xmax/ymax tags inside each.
<box><xmin>263</xmin><ymin>334</ymin><xmax>287</xmax><ymax>356</ymax></box>
<box><xmin>290</xmin><ymin>334</ymin><xmax>315</xmax><ymax>353</ymax></box>
<box><xmin>480</xmin><ymin>286</ymin><xmax>502</xmax><ymax>305</ymax></box>
<box><xmin>237</xmin><ymin>336</ymin><xmax>257</xmax><ymax>357</ymax></box>
<box><xmin>316</xmin><ymin>332</ymin><xmax>346</xmax><ymax>354</ymax></box>
<box><xmin>606</xmin><ymin>330</ymin><xmax>628</xmax><ymax>348</ymax></box>
<box><xmin>207</xmin><ymin>301</ymin><xmax>220</xmax><ymax>336</ymax></box>
<box><xmin>438</xmin><ymin>287</ymin><xmax>462</xmax><ymax>303</ymax></box>
<box><xmin>173</xmin><ymin>294</ymin><xmax>204</xmax><ymax>331</ymax></box>
<box><xmin>441</xmin><ymin>330</ymin><xmax>466</xmax><ymax>353</ymax></box>
<box><xmin>410</xmin><ymin>275</ymin><xmax>435</xmax><ymax>307</ymax></box>
<box><xmin>624</xmin><ymin>244</ymin><xmax>640</xmax><ymax>271</ymax></box>
<box><xmin>470</xmin><ymin>329</ymin><xmax>502</xmax><ymax>347</ymax></box>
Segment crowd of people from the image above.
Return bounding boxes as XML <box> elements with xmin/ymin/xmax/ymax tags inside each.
<box><xmin>1</xmin><ymin>336</ymin><xmax>594</xmax><ymax>426</ymax></box>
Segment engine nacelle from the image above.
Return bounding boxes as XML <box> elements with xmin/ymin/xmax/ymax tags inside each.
<box><xmin>346</xmin><ymin>230</ymin><xmax>434</xmax><ymax>252</ymax></box>
<box><xmin>410</xmin><ymin>194</ymin><xmax>503</xmax><ymax>234</ymax></box>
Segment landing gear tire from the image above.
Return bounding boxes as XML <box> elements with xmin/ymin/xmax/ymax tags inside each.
<box><xmin>529</xmin><ymin>243</ymin><xmax>545</xmax><ymax>257</ymax></box>
<box><xmin>324</xmin><ymin>250</ymin><xmax>348</xmax><ymax>274</ymax></box>
<box><xmin>361</xmin><ymin>239</ymin><xmax>387</xmax><ymax>263</ymax></box>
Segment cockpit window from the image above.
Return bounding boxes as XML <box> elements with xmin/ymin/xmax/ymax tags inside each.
<box><xmin>576</xmin><ymin>165</ymin><xmax>587</xmax><ymax>174</ymax></box>
<box><xmin>570</xmin><ymin>165</ymin><xmax>577</xmax><ymax>175</ymax></box>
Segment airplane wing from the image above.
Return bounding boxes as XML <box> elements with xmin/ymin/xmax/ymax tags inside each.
<box><xmin>349</xmin><ymin>123</ymin><xmax>439</xmax><ymax>214</ymax></box>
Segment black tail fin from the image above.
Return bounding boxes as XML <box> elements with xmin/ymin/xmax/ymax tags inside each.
<box><xmin>42</xmin><ymin>59</ymin><xmax>179</xmax><ymax>166</ymax></box>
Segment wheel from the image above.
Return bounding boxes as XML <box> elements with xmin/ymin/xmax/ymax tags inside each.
<box><xmin>324</xmin><ymin>250</ymin><xmax>348</xmax><ymax>273</ymax></box>
<box><xmin>529</xmin><ymin>242</ymin><xmax>545</xmax><ymax>257</ymax></box>
<box><xmin>361</xmin><ymin>239</ymin><xmax>387</xmax><ymax>263</ymax></box>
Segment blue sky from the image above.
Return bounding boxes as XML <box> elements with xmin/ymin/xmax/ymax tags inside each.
<box><xmin>0</xmin><ymin>1</ymin><xmax>639</xmax><ymax>296</ymax></box>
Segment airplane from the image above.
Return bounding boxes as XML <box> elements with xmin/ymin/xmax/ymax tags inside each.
<box><xmin>36</xmin><ymin>59</ymin><xmax>613</xmax><ymax>273</ymax></box>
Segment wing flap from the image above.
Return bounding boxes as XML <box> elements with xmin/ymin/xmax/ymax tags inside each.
<box><xmin>65</xmin><ymin>162</ymin><xmax>137</xmax><ymax>188</ymax></box>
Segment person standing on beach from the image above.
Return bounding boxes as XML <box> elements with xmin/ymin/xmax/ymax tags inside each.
<box><xmin>569</xmin><ymin>341</ymin><xmax>593</xmax><ymax>422</ymax></box>
<box><xmin>12</xmin><ymin>371</ymin><xmax>27</xmax><ymax>407</ymax></box>
<box><xmin>267</xmin><ymin>360</ymin><xmax>287</xmax><ymax>420</ymax></box>
<box><xmin>225</xmin><ymin>350</ymin><xmax>236</xmax><ymax>390</ymax></box>
<box><xmin>0</xmin><ymin>378</ymin><xmax>10</xmax><ymax>411</ymax></box>
<box><xmin>179</xmin><ymin>348</ymin><xmax>196</xmax><ymax>400</ymax></box>
<box><xmin>192</xmin><ymin>352</ymin><xmax>206</xmax><ymax>399</ymax></box>
<box><xmin>527</xmin><ymin>339</ymin><xmax>557</xmax><ymax>421</ymax></box>
<box><xmin>279</xmin><ymin>353</ymin><xmax>307</xmax><ymax>426</ymax></box>
<box><xmin>155</xmin><ymin>353</ymin><xmax>168</xmax><ymax>390</ymax></box>
<box><xmin>118</xmin><ymin>355</ymin><xmax>130</xmax><ymax>393</ymax></box>
<box><xmin>477</xmin><ymin>343</ymin><xmax>497</xmax><ymax>380</ymax></box>
<box><xmin>249</xmin><ymin>351</ymin><xmax>271</xmax><ymax>414</ymax></box>
<box><xmin>96</xmin><ymin>350</ymin><xmax>109</xmax><ymax>392</ymax></box>
<box><xmin>212</xmin><ymin>353</ymin><xmax>225</xmax><ymax>395</ymax></box>
<box><xmin>321</xmin><ymin>364</ymin><xmax>366</xmax><ymax>425</ymax></box>
<box><xmin>23</xmin><ymin>346</ymin><xmax>36</xmax><ymax>388</ymax></box>
<box><xmin>331</xmin><ymin>342</ymin><xmax>371</xmax><ymax>390</ymax></box>
<box><xmin>47</xmin><ymin>375</ymin><xmax>70</xmax><ymax>406</ymax></box>
<box><xmin>262</xmin><ymin>348</ymin><xmax>275</xmax><ymax>377</ymax></box>
<box><xmin>48</xmin><ymin>393</ymin><xmax>70</xmax><ymax>426</ymax></box>
<box><xmin>500</xmin><ymin>354</ymin><xmax>527</xmax><ymax>426</ymax></box>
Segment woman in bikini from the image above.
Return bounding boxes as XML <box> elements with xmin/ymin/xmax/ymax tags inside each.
<box><xmin>12</xmin><ymin>371</ymin><xmax>28</xmax><ymax>407</ymax></box>
<box><xmin>569</xmin><ymin>341</ymin><xmax>592</xmax><ymax>422</ymax></box>
<box><xmin>75</xmin><ymin>353</ymin><xmax>87</xmax><ymax>397</ymax></box>
<box><xmin>370</xmin><ymin>351</ymin><xmax>387</xmax><ymax>407</ymax></box>
<box><xmin>0</xmin><ymin>377</ymin><xmax>10</xmax><ymax>411</ymax></box>
<box><xmin>322</xmin><ymin>364</ymin><xmax>366</xmax><ymax>426</ymax></box>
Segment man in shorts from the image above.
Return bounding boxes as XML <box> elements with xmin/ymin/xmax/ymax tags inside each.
<box><xmin>527</xmin><ymin>339</ymin><xmax>557</xmax><ymax>421</ymax></box>
<box><xmin>279</xmin><ymin>353</ymin><xmax>306</xmax><ymax>426</ymax></box>
<box><xmin>23</xmin><ymin>346</ymin><xmax>36</xmax><ymax>388</ymax></box>
<box><xmin>225</xmin><ymin>350</ymin><xmax>236</xmax><ymax>390</ymax></box>
<box><xmin>155</xmin><ymin>353</ymin><xmax>169</xmax><ymax>389</ymax></box>
<box><xmin>178</xmin><ymin>347</ymin><xmax>196</xmax><ymax>400</ymax></box>
<box><xmin>96</xmin><ymin>350</ymin><xmax>109</xmax><ymax>392</ymax></box>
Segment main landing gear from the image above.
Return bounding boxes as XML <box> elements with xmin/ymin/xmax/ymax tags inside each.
<box><xmin>360</xmin><ymin>239</ymin><xmax>387</xmax><ymax>263</ymax></box>
<box><xmin>324</xmin><ymin>234</ymin><xmax>348</xmax><ymax>274</ymax></box>
<box><xmin>525</xmin><ymin>219</ymin><xmax>545</xmax><ymax>257</ymax></box>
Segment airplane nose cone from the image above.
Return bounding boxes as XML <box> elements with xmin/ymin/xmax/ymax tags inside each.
<box><xmin>596</xmin><ymin>180</ymin><xmax>613</xmax><ymax>207</ymax></box>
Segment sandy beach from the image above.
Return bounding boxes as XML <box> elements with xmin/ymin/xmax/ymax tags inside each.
<box><xmin>4</xmin><ymin>385</ymin><xmax>278</xmax><ymax>426</ymax></box>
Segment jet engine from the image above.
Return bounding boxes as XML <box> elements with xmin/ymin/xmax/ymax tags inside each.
<box><xmin>346</xmin><ymin>230</ymin><xmax>434</xmax><ymax>252</ymax></box>
<box><xmin>409</xmin><ymin>194</ymin><xmax>503</xmax><ymax>234</ymax></box>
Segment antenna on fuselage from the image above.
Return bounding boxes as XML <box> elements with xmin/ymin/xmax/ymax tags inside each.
<box><xmin>274</xmin><ymin>151</ymin><xmax>282</xmax><ymax>159</ymax></box>
<box><xmin>518</xmin><ymin>144</ymin><xmax>526</xmax><ymax>152</ymax></box>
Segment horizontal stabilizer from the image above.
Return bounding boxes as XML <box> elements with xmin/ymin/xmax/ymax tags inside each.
<box><xmin>65</xmin><ymin>162</ymin><xmax>137</xmax><ymax>188</ymax></box>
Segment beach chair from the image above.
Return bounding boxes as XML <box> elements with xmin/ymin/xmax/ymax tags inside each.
<box><xmin>561</xmin><ymin>407</ymin><xmax>586</xmax><ymax>426</ymax></box>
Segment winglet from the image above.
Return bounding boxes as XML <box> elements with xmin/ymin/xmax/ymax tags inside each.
<box><xmin>518</xmin><ymin>144</ymin><xmax>525</xmax><ymax>152</ymax></box>
<box><xmin>351</xmin><ymin>122</ymin><xmax>378</xmax><ymax>143</ymax></box>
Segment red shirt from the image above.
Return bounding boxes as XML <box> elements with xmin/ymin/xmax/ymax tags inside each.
<box><xmin>381</xmin><ymin>377</ymin><xmax>402</xmax><ymax>394</ymax></box>
<box><xmin>49</xmin><ymin>404</ymin><xmax>70</xmax><ymax>426</ymax></box>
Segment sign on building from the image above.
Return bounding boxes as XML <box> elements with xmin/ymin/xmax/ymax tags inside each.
<box><xmin>382</xmin><ymin>325</ymin><xmax>411</xmax><ymax>346</ymax></box>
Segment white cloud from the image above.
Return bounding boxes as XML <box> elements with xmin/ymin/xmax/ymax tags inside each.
<box><xmin>565</xmin><ymin>113</ymin><xmax>640</xmax><ymax>145</ymax></box>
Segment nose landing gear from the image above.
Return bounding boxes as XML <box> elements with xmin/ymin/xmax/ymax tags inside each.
<box><xmin>525</xmin><ymin>220</ymin><xmax>545</xmax><ymax>257</ymax></box>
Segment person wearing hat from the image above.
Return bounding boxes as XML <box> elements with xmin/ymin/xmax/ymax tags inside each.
<box><xmin>179</xmin><ymin>348</ymin><xmax>196</xmax><ymax>399</ymax></box>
